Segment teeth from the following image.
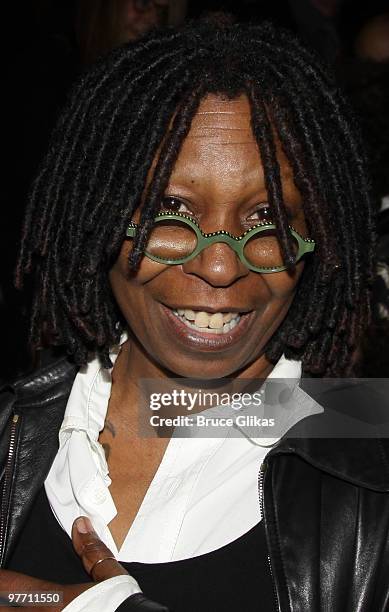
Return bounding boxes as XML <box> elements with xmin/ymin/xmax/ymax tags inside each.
<box><xmin>209</xmin><ymin>313</ymin><xmax>223</xmax><ymax>329</ymax></box>
<box><xmin>183</xmin><ymin>309</ymin><xmax>239</xmax><ymax>324</ymax></box>
<box><xmin>194</xmin><ymin>311</ymin><xmax>210</xmax><ymax>328</ymax></box>
<box><xmin>171</xmin><ymin>308</ymin><xmax>242</xmax><ymax>333</ymax></box>
<box><xmin>184</xmin><ymin>309</ymin><xmax>196</xmax><ymax>321</ymax></box>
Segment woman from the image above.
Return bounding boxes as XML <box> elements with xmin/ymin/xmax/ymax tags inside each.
<box><xmin>0</xmin><ymin>19</ymin><xmax>388</xmax><ymax>612</ymax></box>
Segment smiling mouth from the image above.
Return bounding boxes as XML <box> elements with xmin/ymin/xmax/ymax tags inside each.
<box><xmin>160</xmin><ymin>304</ymin><xmax>256</xmax><ymax>350</ymax></box>
<box><xmin>172</xmin><ymin>308</ymin><xmax>241</xmax><ymax>334</ymax></box>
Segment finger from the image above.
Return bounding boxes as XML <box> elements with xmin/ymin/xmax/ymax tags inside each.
<box><xmin>72</xmin><ymin>516</ymin><xmax>128</xmax><ymax>582</ymax></box>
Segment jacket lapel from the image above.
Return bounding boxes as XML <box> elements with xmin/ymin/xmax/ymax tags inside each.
<box><xmin>3</xmin><ymin>358</ymin><xmax>77</xmax><ymax>566</ymax></box>
<box><xmin>267</xmin><ymin>377</ymin><xmax>389</xmax><ymax>491</ymax></box>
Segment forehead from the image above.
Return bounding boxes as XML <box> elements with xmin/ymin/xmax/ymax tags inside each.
<box><xmin>169</xmin><ymin>93</ymin><xmax>293</xmax><ymax>185</ymax></box>
<box><xmin>186</xmin><ymin>94</ymin><xmax>255</xmax><ymax>143</ymax></box>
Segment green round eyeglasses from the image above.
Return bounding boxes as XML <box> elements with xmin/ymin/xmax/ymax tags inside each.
<box><xmin>126</xmin><ymin>211</ymin><xmax>315</xmax><ymax>274</ymax></box>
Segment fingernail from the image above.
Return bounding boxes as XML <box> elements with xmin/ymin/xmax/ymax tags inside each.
<box><xmin>75</xmin><ymin>516</ymin><xmax>95</xmax><ymax>534</ymax></box>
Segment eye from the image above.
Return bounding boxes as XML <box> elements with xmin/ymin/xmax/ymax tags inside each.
<box><xmin>160</xmin><ymin>196</ymin><xmax>194</xmax><ymax>215</ymax></box>
<box><xmin>247</xmin><ymin>204</ymin><xmax>274</xmax><ymax>223</ymax></box>
<box><xmin>247</xmin><ymin>203</ymin><xmax>295</xmax><ymax>224</ymax></box>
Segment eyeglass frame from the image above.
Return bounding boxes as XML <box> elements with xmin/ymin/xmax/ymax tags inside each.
<box><xmin>126</xmin><ymin>211</ymin><xmax>316</xmax><ymax>273</ymax></box>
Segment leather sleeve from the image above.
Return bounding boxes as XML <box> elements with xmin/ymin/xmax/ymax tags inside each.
<box><xmin>116</xmin><ymin>593</ymin><xmax>169</xmax><ymax>611</ymax></box>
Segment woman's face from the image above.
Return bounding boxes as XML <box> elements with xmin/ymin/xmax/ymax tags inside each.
<box><xmin>109</xmin><ymin>94</ymin><xmax>308</xmax><ymax>378</ymax></box>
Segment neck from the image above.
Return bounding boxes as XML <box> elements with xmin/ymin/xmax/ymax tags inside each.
<box><xmin>111</xmin><ymin>334</ymin><xmax>276</xmax><ymax>418</ymax></box>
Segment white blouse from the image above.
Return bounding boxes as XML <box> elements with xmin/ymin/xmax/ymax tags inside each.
<box><xmin>44</xmin><ymin>339</ymin><xmax>322</xmax><ymax>612</ymax></box>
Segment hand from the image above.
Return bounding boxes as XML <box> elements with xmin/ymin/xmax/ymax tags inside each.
<box><xmin>0</xmin><ymin>516</ymin><xmax>128</xmax><ymax>611</ymax></box>
<box><xmin>0</xmin><ymin>516</ymin><xmax>144</xmax><ymax>611</ymax></box>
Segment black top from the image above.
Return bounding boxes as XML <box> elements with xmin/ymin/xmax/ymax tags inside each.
<box><xmin>8</xmin><ymin>486</ymin><xmax>276</xmax><ymax>611</ymax></box>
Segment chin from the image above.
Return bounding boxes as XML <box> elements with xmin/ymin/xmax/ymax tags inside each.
<box><xmin>161</xmin><ymin>355</ymin><xmax>248</xmax><ymax>380</ymax></box>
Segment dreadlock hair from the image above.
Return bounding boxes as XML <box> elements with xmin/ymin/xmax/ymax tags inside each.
<box><xmin>15</xmin><ymin>19</ymin><xmax>375</xmax><ymax>375</ymax></box>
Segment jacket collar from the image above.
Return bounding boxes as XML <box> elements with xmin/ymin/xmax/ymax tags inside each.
<box><xmin>10</xmin><ymin>356</ymin><xmax>77</xmax><ymax>405</ymax></box>
<box><xmin>1</xmin><ymin>356</ymin><xmax>78</xmax><ymax>566</ymax></box>
<box><xmin>266</xmin><ymin>378</ymin><xmax>389</xmax><ymax>492</ymax></box>
<box><xmin>268</xmin><ymin>433</ymin><xmax>389</xmax><ymax>492</ymax></box>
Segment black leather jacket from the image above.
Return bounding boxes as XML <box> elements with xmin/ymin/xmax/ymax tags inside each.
<box><xmin>0</xmin><ymin>357</ymin><xmax>388</xmax><ymax>611</ymax></box>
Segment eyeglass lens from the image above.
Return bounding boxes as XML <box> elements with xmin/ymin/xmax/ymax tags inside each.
<box><xmin>142</xmin><ymin>218</ymin><xmax>299</xmax><ymax>267</ymax></box>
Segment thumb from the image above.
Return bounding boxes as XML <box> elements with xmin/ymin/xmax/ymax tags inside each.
<box><xmin>72</xmin><ymin>516</ymin><xmax>128</xmax><ymax>582</ymax></box>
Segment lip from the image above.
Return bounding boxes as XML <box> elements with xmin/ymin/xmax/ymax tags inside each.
<box><xmin>160</xmin><ymin>303</ymin><xmax>256</xmax><ymax>351</ymax></box>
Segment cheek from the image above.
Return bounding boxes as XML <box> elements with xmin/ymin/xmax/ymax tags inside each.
<box><xmin>108</xmin><ymin>242</ymin><xmax>169</xmax><ymax>332</ymax></box>
<box><xmin>262</xmin><ymin>263</ymin><xmax>304</xmax><ymax>300</ymax></box>
<box><xmin>252</xmin><ymin>266</ymin><xmax>304</xmax><ymax>347</ymax></box>
<box><xmin>117</xmin><ymin>240</ymin><xmax>170</xmax><ymax>283</ymax></box>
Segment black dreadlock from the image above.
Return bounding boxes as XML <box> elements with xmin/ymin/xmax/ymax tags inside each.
<box><xmin>15</xmin><ymin>20</ymin><xmax>375</xmax><ymax>375</ymax></box>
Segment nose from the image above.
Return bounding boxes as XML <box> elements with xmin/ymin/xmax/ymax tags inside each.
<box><xmin>182</xmin><ymin>239</ymin><xmax>250</xmax><ymax>287</ymax></box>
